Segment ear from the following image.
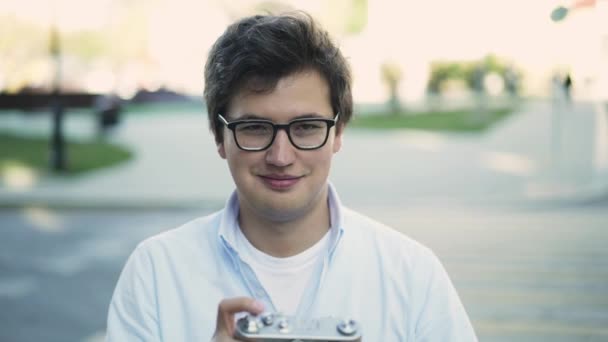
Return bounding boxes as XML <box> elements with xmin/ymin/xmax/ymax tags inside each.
<box><xmin>217</xmin><ymin>141</ymin><xmax>227</xmax><ymax>159</ymax></box>
<box><xmin>332</xmin><ymin>125</ymin><xmax>344</xmax><ymax>153</ymax></box>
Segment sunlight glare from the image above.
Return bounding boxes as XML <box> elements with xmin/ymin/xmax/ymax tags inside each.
<box><xmin>22</xmin><ymin>206</ymin><xmax>65</xmax><ymax>233</ymax></box>
<box><xmin>1</xmin><ymin>161</ymin><xmax>38</xmax><ymax>191</ymax></box>
<box><xmin>394</xmin><ymin>131</ymin><xmax>446</xmax><ymax>152</ymax></box>
<box><xmin>481</xmin><ymin>151</ymin><xmax>537</xmax><ymax>176</ymax></box>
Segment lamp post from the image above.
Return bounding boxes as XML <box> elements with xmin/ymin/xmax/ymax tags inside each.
<box><xmin>49</xmin><ymin>13</ymin><xmax>67</xmax><ymax>172</ymax></box>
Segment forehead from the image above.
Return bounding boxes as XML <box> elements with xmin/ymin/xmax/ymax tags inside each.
<box><xmin>228</xmin><ymin>69</ymin><xmax>332</xmax><ymax>121</ymax></box>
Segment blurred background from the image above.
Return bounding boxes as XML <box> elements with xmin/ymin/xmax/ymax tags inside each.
<box><xmin>1</xmin><ymin>0</ymin><xmax>607</xmax><ymax>341</ymax></box>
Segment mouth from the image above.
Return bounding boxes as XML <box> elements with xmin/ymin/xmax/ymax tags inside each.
<box><xmin>259</xmin><ymin>174</ymin><xmax>303</xmax><ymax>190</ymax></box>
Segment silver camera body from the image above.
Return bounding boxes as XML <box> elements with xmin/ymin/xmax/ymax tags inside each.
<box><xmin>234</xmin><ymin>313</ymin><xmax>362</xmax><ymax>341</ymax></box>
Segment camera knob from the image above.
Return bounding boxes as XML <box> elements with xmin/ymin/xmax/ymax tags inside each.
<box><xmin>337</xmin><ymin>319</ymin><xmax>358</xmax><ymax>336</ymax></box>
<box><xmin>278</xmin><ymin>317</ymin><xmax>290</xmax><ymax>333</ymax></box>
<box><xmin>243</xmin><ymin>316</ymin><xmax>259</xmax><ymax>334</ymax></box>
<box><xmin>261</xmin><ymin>313</ymin><xmax>274</xmax><ymax>326</ymax></box>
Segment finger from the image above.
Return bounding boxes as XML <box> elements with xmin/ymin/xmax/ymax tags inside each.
<box><xmin>216</xmin><ymin>297</ymin><xmax>265</xmax><ymax>337</ymax></box>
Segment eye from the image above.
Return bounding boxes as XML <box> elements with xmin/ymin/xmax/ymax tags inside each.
<box><xmin>237</xmin><ymin>123</ymin><xmax>271</xmax><ymax>134</ymax></box>
<box><xmin>292</xmin><ymin>121</ymin><xmax>323</xmax><ymax>131</ymax></box>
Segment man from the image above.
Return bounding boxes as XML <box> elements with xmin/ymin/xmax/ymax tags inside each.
<box><xmin>106</xmin><ymin>12</ymin><xmax>477</xmax><ymax>341</ymax></box>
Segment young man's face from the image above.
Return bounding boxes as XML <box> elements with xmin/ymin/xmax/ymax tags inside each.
<box><xmin>218</xmin><ymin>69</ymin><xmax>343</xmax><ymax>221</ymax></box>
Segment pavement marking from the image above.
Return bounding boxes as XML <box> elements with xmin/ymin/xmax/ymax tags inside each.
<box><xmin>22</xmin><ymin>206</ymin><xmax>65</xmax><ymax>233</ymax></box>
<box><xmin>593</xmin><ymin>101</ymin><xmax>608</xmax><ymax>171</ymax></box>
<box><xmin>461</xmin><ymin>288</ymin><xmax>608</xmax><ymax>306</ymax></box>
<box><xmin>391</xmin><ymin>130</ymin><xmax>447</xmax><ymax>152</ymax></box>
<box><xmin>475</xmin><ymin>319</ymin><xmax>608</xmax><ymax>336</ymax></box>
<box><xmin>481</xmin><ymin>151</ymin><xmax>537</xmax><ymax>176</ymax></box>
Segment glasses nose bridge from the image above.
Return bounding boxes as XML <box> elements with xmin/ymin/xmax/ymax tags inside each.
<box><xmin>272</xmin><ymin>122</ymin><xmax>292</xmax><ymax>141</ymax></box>
<box><xmin>274</xmin><ymin>122</ymin><xmax>291</xmax><ymax>133</ymax></box>
<box><xmin>265</xmin><ymin>123</ymin><xmax>296</xmax><ymax>164</ymax></box>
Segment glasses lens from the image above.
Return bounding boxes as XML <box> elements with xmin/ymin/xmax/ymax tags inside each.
<box><xmin>235</xmin><ymin>122</ymin><xmax>274</xmax><ymax>149</ymax></box>
<box><xmin>290</xmin><ymin>120</ymin><xmax>328</xmax><ymax>149</ymax></box>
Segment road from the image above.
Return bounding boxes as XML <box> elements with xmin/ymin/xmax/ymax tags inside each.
<box><xmin>1</xmin><ymin>202</ymin><xmax>607</xmax><ymax>342</ymax></box>
<box><xmin>0</xmin><ymin>208</ymin><xmax>206</xmax><ymax>342</ymax></box>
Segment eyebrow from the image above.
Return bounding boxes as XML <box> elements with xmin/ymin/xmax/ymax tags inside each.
<box><xmin>233</xmin><ymin>113</ymin><xmax>328</xmax><ymax>121</ymax></box>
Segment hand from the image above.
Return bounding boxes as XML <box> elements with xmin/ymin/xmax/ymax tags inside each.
<box><xmin>211</xmin><ymin>297</ymin><xmax>265</xmax><ymax>341</ymax></box>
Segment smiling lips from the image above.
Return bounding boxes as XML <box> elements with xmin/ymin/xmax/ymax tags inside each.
<box><xmin>259</xmin><ymin>174</ymin><xmax>302</xmax><ymax>190</ymax></box>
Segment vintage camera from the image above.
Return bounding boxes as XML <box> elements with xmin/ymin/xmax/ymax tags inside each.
<box><xmin>235</xmin><ymin>313</ymin><xmax>362</xmax><ymax>341</ymax></box>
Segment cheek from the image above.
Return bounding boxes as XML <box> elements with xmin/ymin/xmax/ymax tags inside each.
<box><xmin>225</xmin><ymin>149</ymin><xmax>259</xmax><ymax>176</ymax></box>
<box><xmin>225</xmin><ymin>154</ymin><xmax>249</xmax><ymax>187</ymax></box>
<box><xmin>222</xmin><ymin>137</ymin><xmax>244</xmax><ymax>162</ymax></box>
<box><xmin>305</xmin><ymin>149</ymin><xmax>334</xmax><ymax>171</ymax></box>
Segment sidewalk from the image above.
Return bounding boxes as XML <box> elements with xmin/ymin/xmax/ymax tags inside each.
<box><xmin>0</xmin><ymin>99</ymin><xmax>606</xmax><ymax>209</ymax></box>
<box><xmin>0</xmin><ymin>110</ymin><xmax>232</xmax><ymax>209</ymax></box>
<box><xmin>485</xmin><ymin>99</ymin><xmax>608</xmax><ymax>204</ymax></box>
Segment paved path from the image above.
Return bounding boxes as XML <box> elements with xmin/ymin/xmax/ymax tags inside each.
<box><xmin>1</xmin><ymin>204</ymin><xmax>606</xmax><ymax>342</ymax></box>
<box><xmin>368</xmin><ymin>203</ymin><xmax>608</xmax><ymax>342</ymax></box>
<box><xmin>1</xmin><ymin>100</ymin><xmax>607</xmax><ymax>208</ymax></box>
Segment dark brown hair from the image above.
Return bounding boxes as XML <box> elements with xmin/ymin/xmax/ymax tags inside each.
<box><xmin>204</xmin><ymin>12</ymin><xmax>353</xmax><ymax>143</ymax></box>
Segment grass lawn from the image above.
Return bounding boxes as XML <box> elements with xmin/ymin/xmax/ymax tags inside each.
<box><xmin>0</xmin><ymin>132</ymin><xmax>133</xmax><ymax>176</ymax></box>
<box><xmin>124</xmin><ymin>101</ymin><xmax>204</xmax><ymax>115</ymax></box>
<box><xmin>351</xmin><ymin>108</ymin><xmax>513</xmax><ymax>132</ymax></box>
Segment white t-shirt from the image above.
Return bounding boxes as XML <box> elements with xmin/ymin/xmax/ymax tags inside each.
<box><xmin>235</xmin><ymin>225</ymin><xmax>331</xmax><ymax>315</ymax></box>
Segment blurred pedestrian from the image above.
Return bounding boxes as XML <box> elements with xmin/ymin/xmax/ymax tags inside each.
<box><xmin>563</xmin><ymin>72</ymin><xmax>573</xmax><ymax>104</ymax></box>
<box><xmin>94</xmin><ymin>93</ymin><xmax>122</xmax><ymax>136</ymax></box>
<box><xmin>504</xmin><ymin>65</ymin><xmax>519</xmax><ymax>99</ymax></box>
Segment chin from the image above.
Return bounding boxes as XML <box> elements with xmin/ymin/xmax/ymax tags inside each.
<box><xmin>257</xmin><ymin>198</ymin><xmax>312</xmax><ymax>222</ymax></box>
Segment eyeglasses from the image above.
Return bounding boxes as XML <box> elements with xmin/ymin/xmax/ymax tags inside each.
<box><xmin>218</xmin><ymin>113</ymin><xmax>340</xmax><ymax>151</ymax></box>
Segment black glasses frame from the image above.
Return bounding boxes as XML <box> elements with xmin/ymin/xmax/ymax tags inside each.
<box><xmin>218</xmin><ymin>113</ymin><xmax>340</xmax><ymax>151</ymax></box>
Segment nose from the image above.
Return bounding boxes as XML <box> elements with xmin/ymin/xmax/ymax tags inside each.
<box><xmin>265</xmin><ymin>129</ymin><xmax>295</xmax><ymax>167</ymax></box>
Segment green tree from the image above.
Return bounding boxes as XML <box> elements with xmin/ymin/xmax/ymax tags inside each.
<box><xmin>344</xmin><ymin>0</ymin><xmax>367</xmax><ymax>34</ymax></box>
<box><xmin>381</xmin><ymin>61</ymin><xmax>403</xmax><ymax>114</ymax></box>
<box><xmin>0</xmin><ymin>15</ymin><xmax>50</xmax><ymax>91</ymax></box>
<box><xmin>427</xmin><ymin>55</ymin><xmax>512</xmax><ymax>94</ymax></box>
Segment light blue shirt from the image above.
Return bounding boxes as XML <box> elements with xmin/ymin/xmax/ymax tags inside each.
<box><xmin>106</xmin><ymin>184</ymin><xmax>477</xmax><ymax>341</ymax></box>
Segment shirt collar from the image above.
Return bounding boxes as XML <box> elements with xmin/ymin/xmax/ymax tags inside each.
<box><xmin>326</xmin><ymin>182</ymin><xmax>345</xmax><ymax>260</ymax></box>
<box><xmin>218</xmin><ymin>190</ymin><xmax>240</xmax><ymax>256</ymax></box>
<box><xmin>218</xmin><ymin>182</ymin><xmax>345</xmax><ymax>258</ymax></box>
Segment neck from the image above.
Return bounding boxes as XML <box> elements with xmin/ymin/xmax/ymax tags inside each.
<box><xmin>238</xmin><ymin>187</ymin><xmax>331</xmax><ymax>257</ymax></box>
